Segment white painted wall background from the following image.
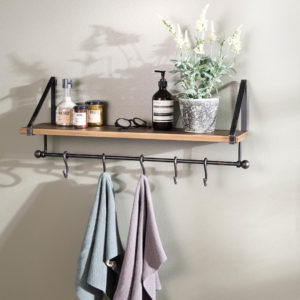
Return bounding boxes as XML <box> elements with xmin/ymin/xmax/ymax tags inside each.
<box><xmin>0</xmin><ymin>0</ymin><xmax>299</xmax><ymax>299</ymax></box>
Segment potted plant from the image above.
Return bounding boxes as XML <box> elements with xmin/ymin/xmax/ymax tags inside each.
<box><xmin>160</xmin><ymin>4</ymin><xmax>242</xmax><ymax>133</ymax></box>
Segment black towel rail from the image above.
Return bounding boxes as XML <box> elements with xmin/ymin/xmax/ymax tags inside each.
<box><xmin>34</xmin><ymin>140</ymin><xmax>250</xmax><ymax>169</ymax></box>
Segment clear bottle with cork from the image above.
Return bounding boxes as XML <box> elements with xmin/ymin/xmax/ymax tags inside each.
<box><xmin>56</xmin><ymin>78</ymin><xmax>76</xmax><ymax>126</ymax></box>
<box><xmin>152</xmin><ymin>70</ymin><xmax>174</xmax><ymax>131</ymax></box>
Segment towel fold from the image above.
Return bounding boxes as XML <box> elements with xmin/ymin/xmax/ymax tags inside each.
<box><xmin>75</xmin><ymin>172</ymin><xmax>124</xmax><ymax>300</ymax></box>
<box><xmin>114</xmin><ymin>174</ymin><xmax>167</xmax><ymax>300</ymax></box>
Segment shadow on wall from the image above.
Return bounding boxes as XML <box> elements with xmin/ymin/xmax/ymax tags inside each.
<box><xmin>68</xmin><ymin>25</ymin><xmax>177</xmax><ymax>125</ymax></box>
<box><xmin>0</xmin><ymin>55</ymin><xmax>53</xmax><ymax>156</ymax></box>
<box><xmin>1</xmin><ymin>174</ymin><xmax>299</xmax><ymax>300</ymax></box>
<box><xmin>0</xmin><ymin>171</ymin><xmax>182</xmax><ymax>300</ymax></box>
<box><xmin>0</xmin><ymin>179</ymin><xmax>95</xmax><ymax>300</ymax></box>
<box><xmin>0</xmin><ymin>23</ymin><xmax>218</xmax><ymax>187</ymax></box>
<box><xmin>0</xmin><ymin>24</ymin><xmax>239</xmax><ymax>157</ymax></box>
<box><xmin>0</xmin><ymin>24</ymin><xmax>242</xmax><ymax>233</ymax></box>
<box><xmin>0</xmin><ymin>157</ymin><xmax>196</xmax><ymax>190</ymax></box>
<box><xmin>0</xmin><ymin>25</ymin><xmax>174</xmax><ymax>156</ymax></box>
<box><xmin>72</xmin><ymin>25</ymin><xmax>143</xmax><ymax>73</ymax></box>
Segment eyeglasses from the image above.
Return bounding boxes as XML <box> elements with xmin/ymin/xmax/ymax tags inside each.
<box><xmin>114</xmin><ymin>117</ymin><xmax>150</xmax><ymax>129</ymax></box>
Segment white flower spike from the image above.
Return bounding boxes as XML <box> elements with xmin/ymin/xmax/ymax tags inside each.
<box><xmin>176</xmin><ymin>24</ymin><xmax>184</xmax><ymax>48</ymax></box>
<box><xmin>228</xmin><ymin>25</ymin><xmax>242</xmax><ymax>54</ymax></box>
<box><xmin>160</xmin><ymin>16</ymin><xmax>176</xmax><ymax>36</ymax></box>
<box><xmin>201</xmin><ymin>30</ymin><xmax>205</xmax><ymax>42</ymax></box>
<box><xmin>196</xmin><ymin>3</ymin><xmax>210</xmax><ymax>33</ymax></box>
<box><xmin>184</xmin><ymin>30</ymin><xmax>191</xmax><ymax>51</ymax></box>
<box><xmin>208</xmin><ymin>20</ymin><xmax>216</xmax><ymax>42</ymax></box>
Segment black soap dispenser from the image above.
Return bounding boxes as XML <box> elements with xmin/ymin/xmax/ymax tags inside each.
<box><xmin>152</xmin><ymin>70</ymin><xmax>174</xmax><ymax>131</ymax></box>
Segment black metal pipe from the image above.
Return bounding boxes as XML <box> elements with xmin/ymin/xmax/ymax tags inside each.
<box><xmin>34</xmin><ymin>150</ymin><xmax>250</xmax><ymax>169</ymax></box>
<box><xmin>44</xmin><ymin>135</ymin><xmax>47</xmax><ymax>153</ymax></box>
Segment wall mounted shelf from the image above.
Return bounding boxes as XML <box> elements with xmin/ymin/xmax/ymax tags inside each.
<box><xmin>20</xmin><ymin>123</ymin><xmax>248</xmax><ymax>143</ymax></box>
<box><xmin>19</xmin><ymin>76</ymin><xmax>250</xmax><ymax>178</ymax></box>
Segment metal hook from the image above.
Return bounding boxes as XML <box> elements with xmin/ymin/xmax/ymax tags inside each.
<box><xmin>62</xmin><ymin>151</ymin><xmax>69</xmax><ymax>178</ymax></box>
<box><xmin>203</xmin><ymin>157</ymin><xmax>208</xmax><ymax>187</ymax></box>
<box><xmin>102</xmin><ymin>153</ymin><xmax>106</xmax><ymax>172</ymax></box>
<box><xmin>140</xmin><ymin>155</ymin><xmax>146</xmax><ymax>175</ymax></box>
<box><xmin>173</xmin><ymin>156</ymin><xmax>178</xmax><ymax>184</ymax></box>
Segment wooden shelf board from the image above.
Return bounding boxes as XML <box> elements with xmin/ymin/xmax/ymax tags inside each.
<box><xmin>20</xmin><ymin>123</ymin><xmax>248</xmax><ymax>143</ymax></box>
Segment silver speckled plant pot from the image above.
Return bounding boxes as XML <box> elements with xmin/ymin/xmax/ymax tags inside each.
<box><xmin>179</xmin><ymin>98</ymin><xmax>219</xmax><ymax>133</ymax></box>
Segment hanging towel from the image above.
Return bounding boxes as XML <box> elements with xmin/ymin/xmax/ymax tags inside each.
<box><xmin>75</xmin><ymin>172</ymin><xmax>124</xmax><ymax>300</ymax></box>
<box><xmin>114</xmin><ymin>174</ymin><xmax>167</xmax><ymax>300</ymax></box>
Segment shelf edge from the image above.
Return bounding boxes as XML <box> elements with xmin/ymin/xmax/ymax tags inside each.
<box><xmin>20</xmin><ymin>126</ymin><xmax>248</xmax><ymax>143</ymax></box>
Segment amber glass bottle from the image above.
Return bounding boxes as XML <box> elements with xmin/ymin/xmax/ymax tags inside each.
<box><xmin>152</xmin><ymin>70</ymin><xmax>174</xmax><ymax>131</ymax></box>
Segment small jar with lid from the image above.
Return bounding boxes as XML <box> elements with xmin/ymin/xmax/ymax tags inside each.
<box><xmin>73</xmin><ymin>104</ymin><xmax>88</xmax><ymax>129</ymax></box>
<box><xmin>85</xmin><ymin>100</ymin><xmax>104</xmax><ymax>126</ymax></box>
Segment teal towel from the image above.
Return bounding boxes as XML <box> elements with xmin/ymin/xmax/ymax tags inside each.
<box><xmin>75</xmin><ymin>172</ymin><xmax>124</xmax><ymax>300</ymax></box>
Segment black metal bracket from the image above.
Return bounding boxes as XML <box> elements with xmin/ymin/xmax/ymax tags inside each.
<box><xmin>26</xmin><ymin>76</ymin><xmax>56</xmax><ymax>135</ymax></box>
<box><xmin>229</xmin><ymin>80</ymin><xmax>247</xmax><ymax>144</ymax></box>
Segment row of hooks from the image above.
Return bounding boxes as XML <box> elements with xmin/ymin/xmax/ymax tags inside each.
<box><xmin>62</xmin><ymin>151</ymin><xmax>209</xmax><ymax>187</ymax></box>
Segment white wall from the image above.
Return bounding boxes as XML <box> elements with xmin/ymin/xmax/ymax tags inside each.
<box><xmin>0</xmin><ymin>0</ymin><xmax>299</xmax><ymax>299</ymax></box>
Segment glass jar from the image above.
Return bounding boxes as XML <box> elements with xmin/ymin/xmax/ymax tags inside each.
<box><xmin>85</xmin><ymin>100</ymin><xmax>104</xmax><ymax>126</ymax></box>
<box><xmin>73</xmin><ymin>104</ymin><xmax>88</xmax><ymax>129</ymax></box>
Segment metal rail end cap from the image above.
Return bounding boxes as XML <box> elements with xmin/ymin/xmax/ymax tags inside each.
<box><xmin>241</xmin><ymin>160</ymin><xmax>250</xmax><ymax>169</ymax></box>
<box><xmin>34</xmin><ymin>150</ymin><xmax>45</xmax><ymax>158</ymax></box>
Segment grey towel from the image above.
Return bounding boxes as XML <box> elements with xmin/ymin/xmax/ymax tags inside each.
<box><xmin>75</xmin><ymin>172</ymin><xmax>124</xmax><ymax>300</ymax></box>
<box><xmin>114</xmin><ymin>175</ymin><xmax>167</xmax><ymax>300</ymax></box>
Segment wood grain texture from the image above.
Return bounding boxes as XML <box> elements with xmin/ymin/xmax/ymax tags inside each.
<box><xmin>20</xmin><ymin>123</ymin><xmax>248</xmax><ymax>143</ymax></box>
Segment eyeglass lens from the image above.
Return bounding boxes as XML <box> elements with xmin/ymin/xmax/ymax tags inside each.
<box><xmin>116</xmin><ymin>118</ymin><xmax>131</xmax><ymax>128</ymax></box>
<box><xmin>133</xmin><ymin>118</ymin><xmax>147</xmax><ymax>127</ymax></box>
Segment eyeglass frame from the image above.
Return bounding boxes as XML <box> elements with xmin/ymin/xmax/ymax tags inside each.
<box><xmin>114</xmin><ymin>117</ymin><xmax>150</xmax><ymax>129</ymax></box>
